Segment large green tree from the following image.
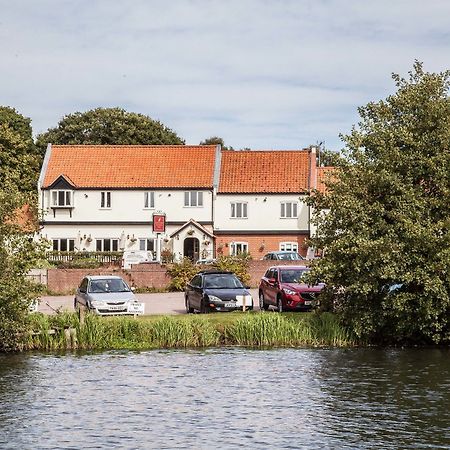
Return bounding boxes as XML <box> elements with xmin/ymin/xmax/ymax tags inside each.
<box><xmin>307</xmin><ymin>62</ymin><xmax>450</xmax><ymax>344</ymax></box>
<box><xmin>0</xmin><ymin>106</ymin><xmax>40</xmax><ymax>193</ymax></box>
<box><xmin>0</xmin><ymin>176</ymin><xmax>44</xmax><ymax>351</ymax></box>
<box><xmin>36</xmin><ymin>107</ymin><xmax>185</xmax><ymax>154</ymax></box>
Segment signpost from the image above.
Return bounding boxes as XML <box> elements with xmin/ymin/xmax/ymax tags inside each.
<box><xmin>152</xmin><ymin>213</ymin><xmax>166</xmax><ymax>263</ymax></box>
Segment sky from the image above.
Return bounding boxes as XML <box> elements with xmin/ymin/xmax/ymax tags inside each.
<box><xmin>1</xmin><ymin>0</ymin><xmax>449</xmax><ymax>151</ymax></box>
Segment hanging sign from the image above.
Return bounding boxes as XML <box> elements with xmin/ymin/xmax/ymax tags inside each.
<box><xmin>153</xmin><ymin>213</ymin><xmax>166</xmax><ymax>233</ymax></box>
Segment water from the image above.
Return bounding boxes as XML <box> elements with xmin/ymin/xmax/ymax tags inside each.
<box><xmin>0</xmin><ymin>348</ymin><xmax>449</xmax><ymax>449</ymax></box>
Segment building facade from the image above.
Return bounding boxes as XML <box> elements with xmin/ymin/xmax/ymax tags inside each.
<box><xmin>38</xmin><ymin>144</ymin><xmax>325</xmax><ymax>261</ymax></box>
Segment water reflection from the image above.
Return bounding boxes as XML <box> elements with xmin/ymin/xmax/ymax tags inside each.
<box><xmin>0</xmin><ymin>348</ymin><xmax>449</xmax><ymax>449</ymax></box>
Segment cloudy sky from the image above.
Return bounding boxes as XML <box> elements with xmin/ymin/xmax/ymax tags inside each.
<box><xmin>1</xmin><ymin>1</ymin><xmax>449</xmax><ymax>151</ymax></box>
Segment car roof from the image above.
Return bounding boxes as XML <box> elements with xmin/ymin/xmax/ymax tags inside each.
<box><xmin>198</xmin><ymin>270</ymin><xmax>233</xmax><ymax>275</ymax></box>
<box><xmin>84</xmin><ymin>275</ymin><xmax>125</xmax><ymax>280</ymax></box>
<box><xmin>269</xmin><ymin>265</ymin><xmax>309</xmax><ymax>270</ymax></box>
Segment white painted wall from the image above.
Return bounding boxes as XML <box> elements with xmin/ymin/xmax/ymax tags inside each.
<box><xmin>40</xmin><ymin>189</ymin><xmax>213</xmax><ymax>223</ymax></box>
<box><xmin>214</xmin><ymin>194</ymin><xmax>310</xmax><ymax>231</ymax></box>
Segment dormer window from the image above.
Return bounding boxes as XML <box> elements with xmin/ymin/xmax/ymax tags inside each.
<box><xmin>51</xmin><ymin>190</ymin><xmax>73</xmax><ymax>208</ymax></box>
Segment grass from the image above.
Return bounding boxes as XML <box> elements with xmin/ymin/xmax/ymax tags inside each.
<box><xmin>24</xmin><ymin>311</ymin><xmax>358</xmax><ymax>351</ymax></box>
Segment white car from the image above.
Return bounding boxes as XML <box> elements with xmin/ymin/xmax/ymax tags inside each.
<box><xmin>74</xmin><ymin>275</ymin><xmax>144</xmax><ymax>316</ymax></box>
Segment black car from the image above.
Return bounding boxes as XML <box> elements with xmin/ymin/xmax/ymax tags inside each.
<box><xmin>185</xmin><ymin>270</ymin><xmax>254</xmax><ymax>313</ymax></box>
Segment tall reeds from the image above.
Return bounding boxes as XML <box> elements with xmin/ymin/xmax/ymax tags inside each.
<box><xmin>25</xmin><ymin>311</ymin><xmax>357</xmax><ymax>351</ymax></box>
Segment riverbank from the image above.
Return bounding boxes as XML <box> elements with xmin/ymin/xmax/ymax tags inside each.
<box><xmin>25</xmin><ymin>311</ymin><xmax>358</xmax><ymax>351</ymax></box>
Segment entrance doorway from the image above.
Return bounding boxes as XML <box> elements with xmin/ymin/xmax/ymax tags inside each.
<box><xmin>184</xmin><ymin>237</ymin><xmax>200</xmax><ymax>262</ymax></box>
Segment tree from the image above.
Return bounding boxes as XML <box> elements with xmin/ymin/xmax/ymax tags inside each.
<box><xmin>0</xmin><ymin>175</ymin><xmax>44</xmax><ymax>351</ymax></box>
<box><xmin>307</xmin><ymin>62</ymin><xmax>450</xmax><ymax>344</ymax></box>
<box><xmin>0</xmin><ymin>106</ymin><xmax>40</xmax><ymax>193</ymax></box>
<box><xmin>36</xmin><ymin>107</ymin><xmax>185</xmax><ymax>155</ymax></box>
<box><xmin>200</xmin><ymin>136</ymin><xmax>233</xmax><ymax>150</ymax></box>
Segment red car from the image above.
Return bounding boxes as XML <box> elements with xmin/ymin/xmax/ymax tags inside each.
<box><xmin>258</xmin><ymin>265</ymin><xmax>324</xmax><ymax>312</ymax></box>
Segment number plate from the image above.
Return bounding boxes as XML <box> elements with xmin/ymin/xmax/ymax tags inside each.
<box><xmin>225</xmin><ymin>302</ymin><xmax>236</xmax><ymax>308</ymax></box>
<box><xmin>109</xmin><ymin>305</ymin><xmax>124</xmax><ymax>311</ymax></box>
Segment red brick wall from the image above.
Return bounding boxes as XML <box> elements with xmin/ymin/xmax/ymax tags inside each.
<box><xmin>47</xmin><ymin>259</ymin><xmax>310</xmax><ymax>293</ymax></box>
<box><xmin>215</xmin><ymin>234</ymin><xmax>309</xmax><ymax>258</ymax></box>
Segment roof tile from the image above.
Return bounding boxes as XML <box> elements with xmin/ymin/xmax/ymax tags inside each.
<box><xmin>218</xmin><ymin>150</ymin><xmax>310</xmax><ymax>193</ymax></box>
<box><xmin>42</xmin><ymin>145</ymin><xmax>217</xmax><ymax>189</ymax></box>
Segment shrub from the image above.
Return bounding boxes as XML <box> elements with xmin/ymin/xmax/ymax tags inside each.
<box><xmin>213</xmin><ymin>254</ymin><xmax>251</xmax><ymax>286</ymax></box>
<box><xmin>166</xmin><ymin>258</ymin><xmax>199</xmax><ymax>291</ymax></box>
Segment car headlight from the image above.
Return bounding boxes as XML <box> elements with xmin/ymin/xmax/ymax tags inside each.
<box><xmin>283</xmin><ymin>288</ymin><xmax>297</xmax><ymax>296</ymax></box>
<box><xmin>91</xmin><ymin>300</ymin><xmax>106</xmax><ymax>307</ymax></box>
<box><xmin>208</xmin><ymin>295</ymin><xmax>223</xmax><ymax>303</ymax></box>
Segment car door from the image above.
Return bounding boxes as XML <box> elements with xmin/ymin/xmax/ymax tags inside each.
<box><xmin>264</xmin><ymin>268</ymin><xmax>278</xmax><ymax>305</ymax></box>
<box><xmin>188</xmin><ymin>275</ymin><xmax>203</xmax><ymax>310</ymax></box>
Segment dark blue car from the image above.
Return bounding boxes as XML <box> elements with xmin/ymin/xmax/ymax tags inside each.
<box><xmin>185</xmin><ymin>270</ymin><xmax>253</xmax><ymax>313</ymax></box>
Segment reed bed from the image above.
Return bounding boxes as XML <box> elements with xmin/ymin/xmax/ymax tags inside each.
<box><xmin>25</xmin><ymin>311</ymin><xmax>357</xmax><ymax>351</ymax></box>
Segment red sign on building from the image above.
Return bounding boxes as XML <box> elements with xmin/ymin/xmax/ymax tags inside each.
<box><xmin>152</xmin><ymin>214</ymin><xmax>166</xmax><ymax>233</ymax></box>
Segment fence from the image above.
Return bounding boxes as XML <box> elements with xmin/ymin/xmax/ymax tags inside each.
<box><xmin>46</xmin><ymin>251</ymin><xmax>124</xmax><ymax>266</ymax></box>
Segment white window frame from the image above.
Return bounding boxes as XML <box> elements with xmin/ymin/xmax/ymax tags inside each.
<box><xmin>52</xmin><ymin>238</ymin><xmax>75</xmax><ymax>252</ymax></box>
<box><xmin>184</xmin><ymin>191</ymin><xmax>204</xmax><ymax>207</ymax></box>
<box><xmin>139</xmin><ymin>238</ymin><xmax>157</xmax><ymax>260</ymax></box>
<box><xmin>279</xmin><ymin>242</ymin><xmax>299</xmax><ymax>252</ymax></box>
<box><xmin>100</xmin><ymin>191</ymin><xmax>111</xmax><ymax>209</ymax></box>
<box><xmin>280</xmin><ymin>202</ymin><xmax>298</xmax><ymax>218</ymax></box>
<box><xmin>144</xmin><ymin>192</ymin><xmax>155</xmax><ymax>209</ymax></box>
<box><xmin>230</xmin><ymin>202</ymin><xmax>248</xmax><ymax>219</ymax></box>
<box><xmin>230</xmin><ymin>242</ymin><xmax>248</xmax><ymax>256</ymax></box>
<box><xmin>96</xmin><ymin>238</ymin><xmax>119</xmax><ymax>252</ymax></box>
<box><xmin>51</xmin><ymin>190</ymin><xmax>73</xmax><ymax>208</ymax></box>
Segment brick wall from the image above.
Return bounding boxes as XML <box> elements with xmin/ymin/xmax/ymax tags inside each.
<box><xmin>215</xmin><ymin>234</ymin><xmax>309</xmax><ymax>258</ymax></box>
<box><xmin>47</xmin><ymin>259</ymin><xmax>310</xmax><ymax>293</ymax></box>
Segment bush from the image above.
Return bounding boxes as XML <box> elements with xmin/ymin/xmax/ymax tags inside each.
<box><xmin>166</xmin><ymin>258</ymin><xmax>199</xmax><ymax>291</ymax></box>
<box><xmin>56</xmin><ymin>257</ymin><xmax>102</xmax><ymax>269</ymax></box>
<box><xmin>213</xmin><ymin>254</ymin><xmax>251</xmax><ymax>286</ymax></box>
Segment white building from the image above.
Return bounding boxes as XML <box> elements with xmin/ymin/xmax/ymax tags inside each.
<box><xmin>38</xmin><ymin>144</ymin><xmax>328</xmax><ymax>261</ymax></box>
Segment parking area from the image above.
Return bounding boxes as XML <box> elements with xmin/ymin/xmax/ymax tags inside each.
<box><xmin>39</xmin><ymin>289</ymin><xmax>260</xmax><ymax>315</ymax></box>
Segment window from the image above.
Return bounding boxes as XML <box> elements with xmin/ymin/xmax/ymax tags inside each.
<box><xmin>230</xmin><ymin>242</ymin><xmax>248</xmax><ymax>256</ymax></box>
<box><xmin>51</xmin><ymin>190</ymin><xmax>73</xmax><ymax>207</ymax></box>
<box><xmin>144</xmin><ymin>192</ymin><xmax>155</xmax><ymax>209</ymax></box>
<box><xmin>139</xmin><ymin>238</ymin><xmax>156</xmax><ymax>260</ymax></box>
<box><xmin>96</xmin><ymin>239</ymin><xmax>119</xmax><ymax>252</ymax></box>
<box><xmin>280</xmin><ymin>242</ymin><xmax>299</xmax><ymax>252</ymax></box>
<box><xmin>184</xmin><ymin>191</ymin><xmax>203</xmax><ymax>207</ymax></box>
<box><xmin>280</xmin><ymin>202</ymin><xmax>298</xmax><ymax>218</ymax></box>
<box><xmin>100</xmin><ymin>191</ymin><xmax>111</xmax><ymax>209</ymax></box>
<box><xmin>52</xmin><ymin>238</ymin><xmax>75</xmax><ymax>251</ymax></box>
<box><xmin>231</xmin><ymin>202</ymin><xmax>248</xmax><ymax>218</ymax></box>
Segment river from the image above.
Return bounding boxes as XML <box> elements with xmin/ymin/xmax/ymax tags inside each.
<box><xmin>0</xmin><ymin>348</ymin><xmax>449</xmax><ymax>449</ymax></box>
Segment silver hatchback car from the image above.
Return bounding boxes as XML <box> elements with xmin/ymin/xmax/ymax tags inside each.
<box><xmin>74</xmin><ymin>275</ymin><xmax>143</xmax><ymax>315</ymax></box>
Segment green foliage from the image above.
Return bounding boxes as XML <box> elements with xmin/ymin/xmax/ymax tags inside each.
<box><xmin>25</xmin><ymin>311</ymin><xmax>355</xmax><ymax>351</ymax></box>
<box><xmin>56</xmin><ymin>257</ymin><xmax>102</xmax><ymax>269</ymax></box>
<box><xmin>0</xmin><ymin>178</ymin><xmax>45</xmax><ymax>351</ymax></box>
<box><xmin>226</xmin><ymin>312</ymin><xmax>356</xmax><ymax>347</ymax></box>
<box><xmin>0</xmin><ymin>106</ymin><xmax>40</xmax><ymax>192</ymax></box>
<box><xmin>166</xmin><ymin>258</ymin><xmax>199</xmax><ymax>291</ymax></box>
<box><xmin>36</xmin><ymin>107</ymin><xmax>185</xmax><ymax>155</ymax></box>
<box><xmin>200</xmin><ymin>136</ymin><xmax>233</xmax><ymax>150</ymax></box>
<box><xmin>213</xmin><ymin>254</ymin><xmax>251</xmax><ymax>286</ymax></box>
<box><xmin>307</xmin><ymin>62</ymin><xmax>450</xmax><ymax>344</ymax></box>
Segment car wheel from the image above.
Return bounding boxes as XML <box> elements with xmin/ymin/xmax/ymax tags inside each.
<box><xmin>277</xmin><ymin>298</ymin><xmax>283</xmax><ymax>313</ymax></box>
<box><xmin>185</xmin><ymin>296</ymin><xmax>194</xmax><ymax>314</ymax></box>
<box><xmin>259</xmin><ymin>291</ymin><xmax>269</xmax><ymax>311</ymax></box>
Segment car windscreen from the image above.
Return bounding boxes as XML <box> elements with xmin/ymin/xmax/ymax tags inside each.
<box><xmin>88</xmin><ymin>279</ymin><xmax>130</xmax><ymax>293</ymax></box>
<box><xmin>203</xmin><ymin>275</ymin><xmax>244</xmax><ymax>289</ymax></box>
<box><xmin>278</xmin><ymin>252</ymin><xmax>302</xmax><ymax>260</ymax></box>
<box><xmin>280</xmin><ymin>269</ymin><xmax>309</xmax><ymax>283</ymax></box>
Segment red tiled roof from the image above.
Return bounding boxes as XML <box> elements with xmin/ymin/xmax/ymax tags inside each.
<box><xmin>317</xmin><ymin>166</ymin><xmax>335</xmax><ymax>193</ymax></box>
<box><xmin>218</xmin><ymin>150</ymin><xmax>311</xmax><ymax>193</ymax></box>
<box><xmin>42</xmin><ymin>145</ymin><xmax>217</xmax><ymax>189</ymax></box>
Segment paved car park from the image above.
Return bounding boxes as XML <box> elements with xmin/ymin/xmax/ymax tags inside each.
<box><xmin>39</xmin><ymin>289</ymin><xmax>260</xmax><ymax>315</ymax></box>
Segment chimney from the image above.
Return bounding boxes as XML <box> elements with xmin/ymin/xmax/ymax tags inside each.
<box><xmin>309</xmin><ymin>146</ymin><xmax>317</xmax><ymax>191</ymax></box>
